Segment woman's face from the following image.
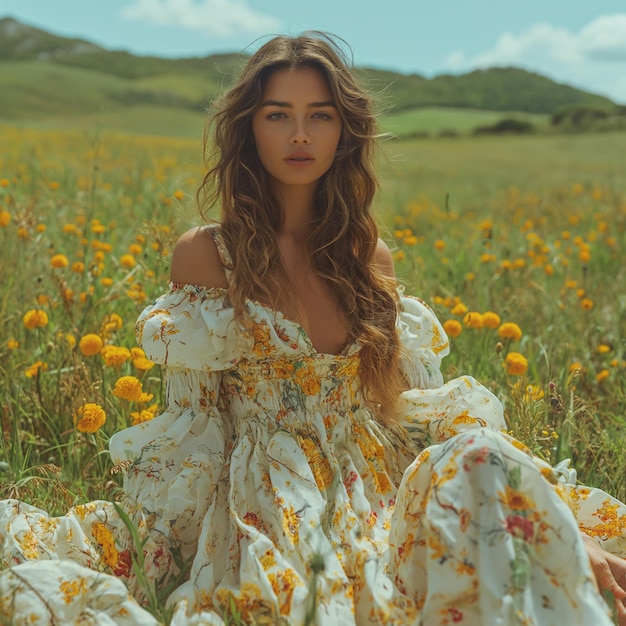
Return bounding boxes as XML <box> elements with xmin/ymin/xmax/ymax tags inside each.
<box><xmin>251</xmin><ymin>66</ymin><xmax>342</xmax><ymax>196</ymax></box>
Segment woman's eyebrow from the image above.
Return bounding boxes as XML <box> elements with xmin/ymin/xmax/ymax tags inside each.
<box><xmin>258</xmin><ymin>99</ymin><xmax>337</xmax><ymax>108</ymax></box>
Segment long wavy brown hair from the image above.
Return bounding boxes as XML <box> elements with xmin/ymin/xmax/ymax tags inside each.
<box><xmin>198</xmin><ymin>32</ymin><xmax>403</xmax><ymax>421</ymax></box>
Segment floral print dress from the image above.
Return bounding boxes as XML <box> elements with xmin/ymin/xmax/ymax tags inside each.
<box><xmin>1</xmin><ymin>227</ymin><xmax>626</xmax><ymax>626</ymax></box>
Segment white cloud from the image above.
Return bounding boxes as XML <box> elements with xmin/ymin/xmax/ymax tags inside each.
<box><xmin>120</xmin><ymin>0</ymin><xmax>282</xmax><ymax>38</ymax></box>
<box><xmin>444</xmin><ymin>14</ymin><xmax>626</xmax><ymax>103</ymax></box>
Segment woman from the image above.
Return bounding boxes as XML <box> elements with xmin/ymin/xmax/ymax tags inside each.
<box><xmin>1</xmin><ymin>32</ymin><xmax>625</xmax><ymax>626</ymax></box>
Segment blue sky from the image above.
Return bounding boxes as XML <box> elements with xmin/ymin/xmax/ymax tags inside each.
<box><xmin>2</xmin><ymin>0</ymin><xmax>626</xmax><ymax>102</ymax></box>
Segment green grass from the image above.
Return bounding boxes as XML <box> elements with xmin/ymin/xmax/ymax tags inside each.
<box><xmin>0</xmin><ymin>124</ymin><xmax>625</xmax><ymax>623</ymax></box>
<box><xmin>381</xmin><ymin>107</ymin><xmax>550</xmax><ymax>137</ymax></box>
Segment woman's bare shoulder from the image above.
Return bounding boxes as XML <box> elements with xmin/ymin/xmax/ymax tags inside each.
<box><xmin>169</xmin><ymin>226</ymin><xmax>229</xmax><ymax>289</ymax></box>
<box><xmin>373</xmin><ymin>238</ymin><xmax>396</xmax><ymax>279</ymax></box>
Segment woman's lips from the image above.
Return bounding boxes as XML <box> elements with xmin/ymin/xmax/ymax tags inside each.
<box><xmin>285</xmin><ymin>152</ymin><xmax>315</xmax><ymax>168</ymax></box>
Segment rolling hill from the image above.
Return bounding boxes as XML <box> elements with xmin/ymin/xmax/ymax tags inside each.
<box><xmin>0</xmin><ymin>16</ymin><xmax>617</xmax><ymax>138</ymax></box>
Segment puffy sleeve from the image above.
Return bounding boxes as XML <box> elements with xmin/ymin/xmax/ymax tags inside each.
<box><xmin>396</xmin><ymin>289</ymin><xmax>507</xmax><ymax>450</ymax></box>
<box><xmin>397</xmin><ymin>290</ymin><xmax>449</xmax><ymax>389</ymax></box>
<box><xmin>109</xmin><ymin>285</ymin><xmax>251</xmax><ymax>576</ymax></box>
<box><xmin>136</xmin><ymin>283</ymin><xmax>253</xmax><ymax>371</ymax></box>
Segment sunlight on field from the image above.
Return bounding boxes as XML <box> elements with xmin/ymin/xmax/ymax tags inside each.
<box><xmin>0</xmin><ymin>126</ymin><xmax>625</xmax><ymax>514</ymax></box>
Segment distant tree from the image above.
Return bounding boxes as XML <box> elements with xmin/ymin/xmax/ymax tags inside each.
<box><xmin>473</xmin><ymin>119</ymin><xmax>534</xmax><ymax>135</ymax></box>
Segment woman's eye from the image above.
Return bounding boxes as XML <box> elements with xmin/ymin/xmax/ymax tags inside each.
<box><xmin>313</xmin><ymin>112</ymin><xmax>332</xmax><ymax>120</ymax></box>
<box><xmin>267</xmin><ymin>112</ymin><xmax>286</xmax><ymax>120</ymax></box>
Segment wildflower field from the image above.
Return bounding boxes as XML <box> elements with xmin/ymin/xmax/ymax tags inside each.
<box><xmin>0</xmin><ymin>122</ymin><xmax>625</xmax><ymax>527</ymax></box>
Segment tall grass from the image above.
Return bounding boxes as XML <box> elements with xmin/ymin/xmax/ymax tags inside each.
<box><xmin>0</xmin><ymin>125</ymin><xmax>625</xmax><ymax>623</ymax></box>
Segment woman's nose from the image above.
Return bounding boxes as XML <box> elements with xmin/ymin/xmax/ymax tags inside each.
<box><xmin>290</xmin><ymin>121</ymin><xmax>311</xmax><ymax>144</ymax></box>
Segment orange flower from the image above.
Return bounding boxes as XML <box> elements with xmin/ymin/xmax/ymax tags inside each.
<box><xmin>79</xmin><ymin>333</ymin><xmax>103</xmax><ymax>357</ymax></box>
<box><xmin>596</xmin><ymin>369</ymin><xmax>610</xmax><ymax>382</ymax></box>
<box><xmin>24</xmin><ymin>361</ymin><xmax>48</xmax><ymax>378</ymax></box>
<box><xmin>463</xmin><ymin>312</ymin><xmax>484</xmax><ymax>329</ymax></box>
<box><xmin>120</xmin><ymin>254</ymin><xmax>136</xmax><ymax>269</ymax></box>
<box><xmin>74</xmin><ymin>403</ymin><xmax>106</xmax><ymax>433</ymax></box>
<box><xmin>498</xmin><ymin>322</ymin><xmax>522</xmax><ymax>341</ymax></box>
<box><xmin>50</xmin><ymin>254</ymin><xmax>69</xmax><ymax>269</ymax></box>
<box><xmin>131</xmin><ymin>404</ymin><xmax>159</xmax><ymax>425</ymax></box>
<box><xmin>131</xmin><ymin>347</ymin><xmax>155</xmax><ymax>372</ymax></box>
<box><xmin>112</xmin><ymin>376</ymin><xmax>143</xmax><ymax>401</ymax></box>
<box><xmin>482</xmin><ymin>311</ymin><xmax>501</xmax><ymax>329</ymax></box>
<box><xmin>504</xmin><ymin>352</ymin><xmax>528</xmax><ymax>376</ymax></box>
<box><xmin>101</xmin><ymin>345</ymin><xmax>131</xmax><ymax>368</ymax></box>
<box><xmin>23</xmin><ymin>309</ymin><xmax>48</xmax><ymax>330</ymax></box>
<box><xmin>443</xmin><ymin>319</ymin><xmax>463</xmax><ymax>338</ymax></box>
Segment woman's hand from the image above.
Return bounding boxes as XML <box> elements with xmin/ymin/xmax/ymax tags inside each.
<box><xmin>582</xmin><ymin>533</ymin><xmax>626</xmax><ymax>624</ymax></box>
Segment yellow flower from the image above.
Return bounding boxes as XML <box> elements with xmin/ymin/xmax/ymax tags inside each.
<box><xmin>596</xmin><ymin>369</ymin><xmax>610</xmax><ymax>382</ymax></box>
<box><xmin>57</xmin><ymin>332</ymin><xmax>76</xmax><ymax>349</ymax></box>
<box><xmin>173</xmin><ymin>189</ymin><xmax>185</xmax><ymax>201</ymax></box>
<box><xmin>131</xmin><ymin>404</ymin><xmax>159</xmax><ymax>425</ymax></box>
<box><xmin>450</xmin><ymin>302</ymin><xmax>468</xmax><ymax>316</ymax></box>
<box><xmin>25</xmin><ymin>361</ymin><xmax>48</xmax><ymax>378</ymax></box>
<box><xmin>0</xmin><ymin>178</ymin><xmax>9</xmax><ymax>187</ymax></box>
<box><xmin>50</xmin><ymin>254</ymin><xmax>69</xmax><ymax>269</ymax></box>
<box><xmin>112</xmin><ymin>375</ymin><xmax>143</xmax><ymax>401</ymax></box>
<box><xmin>434</xmin><ymin>239</ymin><xmax>446</xmax><ymax>251</ymax></box>
<box><xmin>463</xmin><ymin>311</ymin><xmax>484</xmax><ymax>329</ymax></box>
<box><xmin>580</xmin><ymin>298</ymin><xmax>594</xmax><ymax>310</ymax></box>
<box><xmin>120</xmin><ymin>254</ymin><xmax>136</xmax><ymax>269</ymax></box>
<box><xmin>128</xmin><ymin>243</ymin><xmax>143</xmax><ymax>255</ymax></box>
<box><xmin>514</xmin><ymin>381</ymin><xmax>544</xmax><ymax>401</ymax></box>
<box><xmin>23</xmin><ymin>309</ymin><xmax>48</xmax><ymax>330</ymax></box>
<box><xmin>137</xmin><ymin>392</ymin><xmax>154</xmax><ymax>404</ymax></box>
<box><xmin>7</xmin><ymin>338</ymin><xmax>19</xmax><ymax>350</ymax></box>
<box><xmin>597</xmin><ymin>344</ymin><xmax>611</xmax><ymax>354</ymax></box>
<box><xmin>101</xmin><ymin>313</ymin><xmax>123</xmax><ymax>336</ymax></box>
<box><xmin>101</xmin><ymin>345</ymin><xmax>131</xmax><ymax>367</ymax></box>
<box><xmin>482</xmin><ymin>311</ymin><xmax>501</xmax><ymax>329</ymax></box>
<box><xmin>498</xmin><ymin>322</ymin><xmax>522</xmax><ymax>341</ymax></box>
<box><xmin>71</xmin><ymin>261</ymin><xmax>85</xmax><ymax>273</ymax></box>
<box><xmin>133</xmin><ymin>354</ymin><xmax>155</xmax><ymax>372</ymax></box>
<box><xmin>79</xmin><ymin>333</ymin><xmax>103</xmax><ymax>357</ymax></box>
<box><xmin>0</xmin><ymin>209</ymin><xmax>11</xmax><ymax>226</ymax></box>
<box><xmin>404</xmin><ymin>235</ymin><xmax>418</xmax><ymax>246</ymax></box>
<box><xmin>569</xmin><ymin>361</ymin><xmax>583</xmax><ymax>373</ymax></box>
<box><xmin>74</xmin><ymin>403</ymin><xmax>106</xmax><ymax>433</ymax></box>
<box><xmin>443</xmin><ymin>319</ymin><xmax>463</xmax><ymax>338</ymax></box>
<box><xmin>504</xmin><ymin>352</ymin><xmax>528</xmax><ymax>376</ymax></box>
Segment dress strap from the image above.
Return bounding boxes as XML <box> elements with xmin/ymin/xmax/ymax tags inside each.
<box><xmin>206</xmin><ymin>223</ymin><xmax>233</xmax><ymax>281</ymax></box>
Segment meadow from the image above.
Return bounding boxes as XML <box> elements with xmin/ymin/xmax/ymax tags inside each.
<box><xmin>0</xmin><ymin>123</ymin><xmax>625</xmax><ymax>622</ymax></box>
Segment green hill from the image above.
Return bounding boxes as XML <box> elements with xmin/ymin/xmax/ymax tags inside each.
<box><xmin>0</xmin><ymin>16</ymin><xmax>617</xmax><ymax>137</ymax></box>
